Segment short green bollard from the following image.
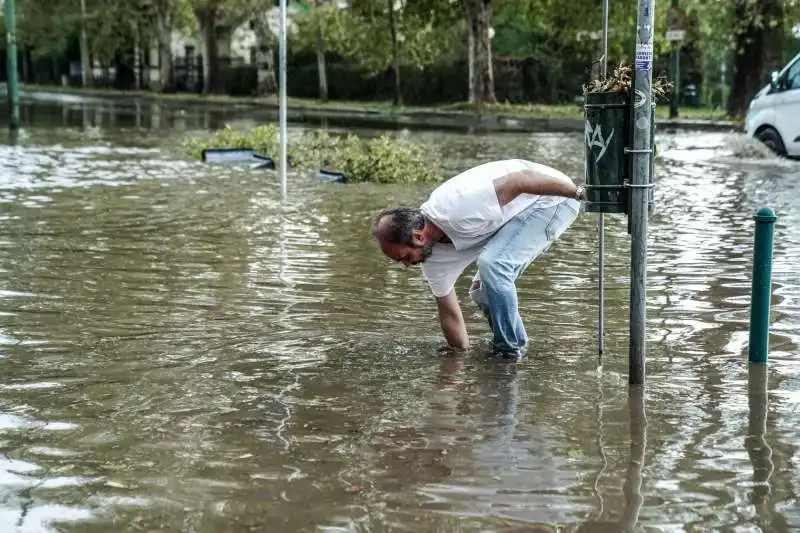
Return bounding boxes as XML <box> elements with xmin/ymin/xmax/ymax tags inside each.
<box><xmin>748</xmin><ymin>207</ymin><xmax>777</xmax><ymax>364</ymax></box>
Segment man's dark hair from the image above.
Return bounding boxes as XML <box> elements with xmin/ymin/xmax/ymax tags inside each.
<box><xmin>372</xmin><ymin>207</ymin><xmax>425</xmax><ymax>245</ymax></box>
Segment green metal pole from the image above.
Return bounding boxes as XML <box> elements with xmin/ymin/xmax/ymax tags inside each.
<box><xmin>4</xmin><ymin>0</ymin><xmax>21</xmax><ymax>130</ymax></box>
<box><xmin>748</xmin><ymin>207</ymin><xmax>777</xmax><ymax>364</ymax></box>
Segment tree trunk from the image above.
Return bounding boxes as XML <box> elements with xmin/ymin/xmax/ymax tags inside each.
<box><xmin>316</xmin><ymin>0</ymin><xmax>329</xmax><ymax>102</ymax></box>
<box><xmin>155</xmin><ymin>0</ymin><xmax>175</xmax><ymax>92</ymax></box>
<box><xmin>216</xmin><ymin>27</ymin><xmax>233</xmax><ymax>94</ymax></box>
<box><xmin>112</xmin><ymin>48</ymin><xmax>136</xmax><ymax>90</ymax></box>
<box><xmin>79</xmin><ymin>0</ymin><xmax>92</xmax><ymax>87</ymax></box>
<box><xmin>467</xmin><ymin>27</ymin><xmax>475</xmax><ymax>103</ymax></box>
<box><xmin>20</xmin><ymin>49</ymin><xmax>29</xmax><ymax>83</ymax></box>
<box><xmin>253</xmin><ymin>14</ymin><xmax>277</xmax><ymax>96</ymax></box>
<box><xmin>487</xmin><ymin>23</ymin><xmax>494</xmax><ymax>92</ymax></box>
<box><xmin>728</xmin><ymin>0</ymin><xmax>784</xmax><ymax>117</ymax></box>
<box><xmin>388</xmin><ymin>0</ymin><xmax>402</xmax><ymax>106</ymax></box>
<box><xmin>197</xmin><ymin>7</ymin><xmax>222</xmax><ymax>95</ymax></box>
<box><xmin>463</xmin><ymin>0</ymin><xmax>495</xmax><ymax>104</ymax></box>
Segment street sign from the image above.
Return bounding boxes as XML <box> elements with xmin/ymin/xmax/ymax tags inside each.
<box><xmin>666</xmin><ymin>29</ymin><xmax>686</xmax><ymax>42</ymax></box>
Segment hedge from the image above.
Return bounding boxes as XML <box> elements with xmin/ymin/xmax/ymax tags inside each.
<box><xmin>183</xmin><ymin>125</ymin><xmax>443</xmax><ymax>184</ymax></box>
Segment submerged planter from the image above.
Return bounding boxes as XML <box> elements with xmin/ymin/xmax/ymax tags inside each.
<box><xmin>316</xmin><ymin>169</ymin><xmax>347</xmax><ymax>183</ymax></box>
<box><xmin>583</xmin><ymin>91</ymin><xmax>655</xmax><ymax>215</ymax></box>
<box><xmin>201</xmin><ymin>148</ymin><xmax>276</xmax><ymax>170</ymax></box>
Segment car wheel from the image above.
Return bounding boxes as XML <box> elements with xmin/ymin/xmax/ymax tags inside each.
<box><xmin>755</xmin><ymin>127</ymin><xmax>787</xmax><ymax>156</ymax></box>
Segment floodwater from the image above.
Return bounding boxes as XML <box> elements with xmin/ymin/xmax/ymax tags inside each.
<box><xmin>0</xmin><ymin>96</ymin><xmax>799</xmax><ymax>533</ymax></box>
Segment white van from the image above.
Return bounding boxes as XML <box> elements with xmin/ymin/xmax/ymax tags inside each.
<box><xmin>745</xmin><ymin>52</ymin><xmax>800</xmax><ymax>157</ymax></box>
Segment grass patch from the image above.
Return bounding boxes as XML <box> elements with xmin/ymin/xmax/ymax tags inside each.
<box><xmin>14</xmin><ymin>83</ymin><xmax>737</xmax><ymax>122</ymax></box>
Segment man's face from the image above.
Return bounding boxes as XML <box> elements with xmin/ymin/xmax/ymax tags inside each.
<box><xmin>380</xmin><ymin>240</ymin><xmax>434</xmax><ymax>267</ymax></box>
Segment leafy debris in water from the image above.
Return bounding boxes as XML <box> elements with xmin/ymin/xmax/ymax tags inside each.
<box><xmin>583</xmin><ymin>61</ymin><xmax>673</xmax><ymax>102</ymax></box>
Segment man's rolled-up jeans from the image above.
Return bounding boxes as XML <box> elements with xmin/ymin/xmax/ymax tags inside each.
<box><xmin>469</xmin><ymin>199</ymin><xmax>580</xmax><ymax>355</ymax></box>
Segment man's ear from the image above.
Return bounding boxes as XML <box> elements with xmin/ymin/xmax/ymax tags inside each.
<box><xmin>411</xmin><ymin>228</ymin><xmax>426</xmax><ymax>247</ymax></box>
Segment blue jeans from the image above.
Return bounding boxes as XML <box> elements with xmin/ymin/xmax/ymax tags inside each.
<box><xmin>469</xmin><ymin>199</ymin><xmax>580</xmax><ymax>356</ymax></box>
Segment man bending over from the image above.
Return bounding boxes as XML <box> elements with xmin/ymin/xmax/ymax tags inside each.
<box><xmin>371</xmin><ymin>159</ymin><xmax>585</xmax><ymax>359</ymax></box>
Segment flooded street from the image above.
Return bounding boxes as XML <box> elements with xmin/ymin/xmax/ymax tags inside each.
<box><xmin>0</xmin><ymin>97</ymin><xmax>799</xmax><ymax>532</ymax></box>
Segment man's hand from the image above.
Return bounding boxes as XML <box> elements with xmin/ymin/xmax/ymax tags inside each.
<box><xmin>436</xmin><ymin>290</ymin><xmax>469</xmax><ymax>350</ymax></box>
<box><xmin>575</xmin><ymin>184</ymin><xmax>586</xmax><ymax>202</ymax></box>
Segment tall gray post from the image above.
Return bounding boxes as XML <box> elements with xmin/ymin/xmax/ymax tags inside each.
<box><xmin>629</xmin><ymin>0</ymin><xmax>656</xmax><ymax>385</ymax></box>
<box><xmin>4</xmin><ymin>0</ymin><xmax>21</xmax><ymax>130</ymax></box>
<box><xmin>79</xmin><ymin>0</ymin><xmax>92</xmax><ymax>87</ymax></box>
<box><xmin>597</xmin><ymin>0</ymin><xmax>609</xmax><ymax>363</ymax></box>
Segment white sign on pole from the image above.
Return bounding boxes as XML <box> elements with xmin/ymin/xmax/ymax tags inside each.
<box><xmin>793</xmin><ymin>24</ymin><xmax>800</xmax><ymax>39</ymax></box>
<box><xmin>666</xmin><ymin>29</ymin><xmax>686</xmax><ymax>42</ymax></box>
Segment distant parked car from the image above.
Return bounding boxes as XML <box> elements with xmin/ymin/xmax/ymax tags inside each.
<box><xmin>744</xmin><ymin>53</ymin><xmax>800</xmax><ymax>157</ymax></box>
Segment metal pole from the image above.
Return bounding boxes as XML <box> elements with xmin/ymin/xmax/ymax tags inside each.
<box><xmin>675</xmin><ymin>43</ymin><xmax>680</xmax><ymax>114</ymax></box>
<box><xmin>748</xmin><ymin>207</ymin><xmax>777</xmax><ymax>364</ymax></box>
<box><xmin>279</xmin><ymin>0</ymin><xmax>288</xmax><ymax>199</ymax></box>
<box><xmin>669</xmin><ymin>42</ymin><xmax>680</xmax><ymax>118</ymax></box>
<box><xmin>597</xmin><ymin>0</ymin><xmax>609</xmax><ymax>363</ymax></box>
<box><xmin>79</xmin><ymin>0</ymin><xmax>92</xmax><ymax>87</ymax></box>
<box><xmin>629</xmin><ymin>0</ymin><xmax>656</xmax><ymax>386</ymax></box>
<box><xmin>4</xmin><ymin>0</ymin><xmax>21</xmax><ymax>130</ymax></box>
<box><xmin>601</xmin><ymin>0</ymin><xmax>609</xmax><ymax>79</ymax></box>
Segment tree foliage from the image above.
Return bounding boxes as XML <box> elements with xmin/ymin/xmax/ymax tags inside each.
<box><xmin>15</xmin><ymin>0</ymin><xmax>79</xmax><ymax>58</ymax></box>
<box><xmin>4</xmin><ymin>0</ymin><xmax>800</xmax><ymax>108</ymax></box>
<box><xmin>11</xmin><ymin>0</ymin><xmax>197</xmax><ymax>60</ymax></box>
<box><xmin>291</xmin><ymin>0</ymin><xmax>463</xmax><ymax>75</ymax></box>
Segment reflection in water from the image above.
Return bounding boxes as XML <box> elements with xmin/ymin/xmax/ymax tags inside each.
<box><xmin>748</xmin><ymin>363</ymin><xmax>773</xmax><ymax>504</ymax></box>
<box><xmin>575</xmin><ymin>387</ymin><xmax>646</xmax><ymax>533</ymax></box>
<box><xmin>746</xmin><ymin>363</ymin><xmax>794</xmax><ymax>533</ymax></box>
<box><xmin>621</xmin><ymin>387</ymin><xmax>646</xmax><ymax>533</ymax></box>
<box><xmin>0</xmin><ymin>96</ymin><xmax>798</xmax><ymax>532</ymax></box>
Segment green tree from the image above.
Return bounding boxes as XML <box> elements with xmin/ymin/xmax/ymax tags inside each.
<box><xmin>292</xmin><ymin>0</ymin><xmax>461</xmax><ymax>102</ymax></box>
<box><xmin>662</xmin><ymin>0</ymin><xmax>799</xmax><ymax>113</ymax></box>
<box><xmin>250</xmin><ymin>6</ymin><xmax>278</xmax><ymax>96</ymax></box>
<box><xmin>151</xmin><ymin>0</ymin><xmax>197</xmax><ymax>92</ymax></box>
<box><xmin>316</xmin><ymin>0</ymin><xmax>330</xmax><ymax>102</ymax></box>
<box><xmin>189</xmin><ymin>0</ymin><xmax>273</xmax><ymax>94</ymax></box>
<box><xmin>15</xmin><ymin>0</ymin><xmax>78</xmax><ymax>59</ymax></box>
<box><xmin>12</xmin><ymin>0</ymin><xmax>195</xmax><ymax>88</ymax></box>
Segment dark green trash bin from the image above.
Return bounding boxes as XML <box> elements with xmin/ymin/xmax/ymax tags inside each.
<box><xmin>584</xmin><ymin>91</ymin><xmax>630</xmax><ymax>214</ymax></box>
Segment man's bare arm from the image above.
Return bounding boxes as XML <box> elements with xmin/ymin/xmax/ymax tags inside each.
<box><xmin>436</xmin><ymin>290</ymin><xmax>469</xmax><ymax>349</ymax></box>
<box><xmin>494</xmin><ymin>168</ymin><xmax>581</xmax><ymax>206</ymax></box>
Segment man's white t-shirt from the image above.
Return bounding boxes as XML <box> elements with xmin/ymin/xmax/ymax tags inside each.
<box><xmin>419</xmin><ymin>159</ymin><xmax>574</xmax><ymax>298</ymax></box>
